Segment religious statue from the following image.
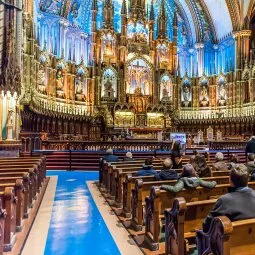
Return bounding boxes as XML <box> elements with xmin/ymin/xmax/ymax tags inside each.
<box><xmin>201</xmin><ymin>86</ymin><xmax>208</xmax><ymax>101</ymax></box>
<box><xmin>38</xmin><ymin>62</ymin><xmax>47</xmax><ymax>94</ymax></box>
<box><xmin>103</xmin><ymin>79</ymin><xmax>115</xmax><ymax>98</ymax></box>
<box><xmin>218</xmin><ymin>83</ymin><xmax>226</xmax><ymax>105</ymax></box>
<box><xmin>183</xmin><ymin>86</ymin><xmax>191</xmax><ymax>102</ymax></box>
<box><xmin>75</xmin><ymin>76</ymin><xmax>83</xmax><ymax>94</ymax></box>
<box><xmin>75</xmin><ymin>75</ymin><xmax>86</xmax><ymax>101</ymax></box>
<box><xmin>200</xmin><ymin>85</ymin><xmax>209</xmax><ymax>106</ymax></box>
<box><xmin>56</xmin><ymin>69</ymin><xmax>65</xmax><ymax>98</ymax></box>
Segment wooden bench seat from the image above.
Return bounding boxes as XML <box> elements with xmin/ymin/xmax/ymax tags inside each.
<box><xmin>164</xmin><ymin>197</ymin><xmax>217</xmax><ymax>255</ymax></box>
<box><xmin>123</xmin><ymin>175</ymin><xmax>230</xmax><ymax>218</ymax></box>
<box><xmin>196</xmin><ymin>216</ymin><xmax>255</xmax><ymax>255</ymax></box>
<box><xmin>144</xmin><ymin>182</ymin><xmax>255</xmax><ymax>251</ymax></box>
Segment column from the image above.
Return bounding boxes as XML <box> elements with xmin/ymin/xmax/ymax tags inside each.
<box><xmin>213</xmin><ymin>44</ymin><xmax>218</xmax><ymax>74</ymax></box>
<box><xmin>16</xmin><ymin>0</ymin><xmax>22</xmax><ymax>67</ymax></box>
<box><xmin>195</xmin><ymin>43</ymin><xmax>204</xmax><ymax>77</ymax></box>
<box><xmin>189</xmin><ymin>48</ymin><xmax>194</xmax><ymax>77</ymax></box>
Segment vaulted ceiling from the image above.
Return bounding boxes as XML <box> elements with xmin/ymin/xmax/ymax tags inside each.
<box><xmin>38</xmin><ymin>0</ymin><xmax>255</xmax><ymax>43</ymax></box>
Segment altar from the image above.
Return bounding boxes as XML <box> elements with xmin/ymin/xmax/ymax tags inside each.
<box><xmin>130</xmin><ymin>128</ymin><xmax>163</xmax><ymax>140</ymax></box>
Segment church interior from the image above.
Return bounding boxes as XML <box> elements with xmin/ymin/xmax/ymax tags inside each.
<box><xmin>0</xmin><ymin>0</ymin><xmax>255</xmax><ymax>254</ymax></box>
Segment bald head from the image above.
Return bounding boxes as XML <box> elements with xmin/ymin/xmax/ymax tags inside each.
<box><xmin>163</xmin><ymin>158</ymin><xmax>173</xmax><ymax>169</ymax></box>
<box><xmin>106</xmin><ymin>149</ymin><xmax>113</xmax><ymax>155</ymax></box>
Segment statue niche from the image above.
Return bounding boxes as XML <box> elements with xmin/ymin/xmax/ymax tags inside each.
<box><xmin>55</xmin><ymin>62</ymin><xmax>65</xmax><ymax>99</ymax></box>
<box><xmin>101</xmin><ymin>32</ymin><xmax>116</xmax><ymax>62</ymax></box>
<box><xmin>181</xmin><ymin>77</ymin><xmax>192</xmax><ymax>107</ymax></box>
<box><xmin>127</xmin><ymin>21</ymin><xmax>148</xmax><ymax>44</ymax></box>
<box><xmin>199</xmin><ymin>76</ymin><xmax>209</xmax><ymax>107</ymax></box>
<box><xmin>75</xmin><ymin>66</ymin><xmax>87</xmax><ymax>101</ymax></box>
<box><xmin>156</xmin><ymin>43</ymin><xmax>170</xmax><ymax>69</ymax></box>
<box><xmin>38</xmin><ymin>55</ymin><xmax>48</xmax><ymax>95</ymax></box>
<box><xmin>160</xmin><ymin>74</ymin><xmax>172</xmax><ymax>102</ymax></box>
<box><xmin>101</xmin><ymin>68</ymin><xmax>117</xmax><ymax>100</ymax></box>
<box><xmin>217</xmin><ymin>75</ymin><xmax>227</xmax><ymax>106</ymax></box>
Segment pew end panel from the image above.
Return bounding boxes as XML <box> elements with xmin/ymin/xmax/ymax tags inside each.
<box><xmin>197</xmin><ymin>216</ymin><xmax>255</xmax><ymax>255</ymax></box>
<box><xmin>164</xmin><ymin>197</ymin><xmax>187</xmax><ymax>255</ymax></box>
<box><xmin>3</xmin><ymin>187</ymin><xmax>17</xmax><ymax>252</ymax></box>
<box><xmin>144</xmin><ymin>186</ymin><xmax>163</xmax><ymax>251</ymax></box>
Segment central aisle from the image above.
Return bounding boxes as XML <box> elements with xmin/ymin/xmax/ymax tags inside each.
<box><xmin>44</xmin><ymin>171</ymin><xmax>120</xmax><ymax>255</ymax></box>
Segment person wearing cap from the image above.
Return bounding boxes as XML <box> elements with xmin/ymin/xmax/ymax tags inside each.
<box><xmin>123</xmin><ymin>152</ymin><xmax>135</xmax><ymax>161</ymax></box>
<box><xmin>160</xmin><ymin>164</ymin><xmax>216</xmax><ymax>193</ymax></box>
<box><xmin>155</xmin><ymin>158</ymin><xmax>178</xmax><ymax>181</ymax></box>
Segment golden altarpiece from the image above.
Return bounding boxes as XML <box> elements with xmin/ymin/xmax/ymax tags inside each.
<box><xmin>1</xmin><ymin>0</ymin><xmax>255</xmax><ymax>146</ymax></box>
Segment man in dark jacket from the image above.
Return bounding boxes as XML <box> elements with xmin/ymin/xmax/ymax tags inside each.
<box><xmin>103</xmin><ymin>149</ymin><xmax>119</xmax><ymax>162</ymax></box>
<box><xmin>203</xmin><ymin>164</ymin><xmax>255</xmax><ymax>232</ymax></box>
<box><xmin>136</xmin><ymin>158</ymin><xmax>157</xmax><ymax>176</ymax></box>
<box><xmin>246</xmin><ymin>136</ymin><xmax>255</xmax><ymax>154</ymax></box>
<box><xmin>247</xmin><ymin>153</ymin><xmax>255</xmax><ymax>181</ymax></box>
<box><xmin>155</xmin><ymin>158</ymin><xmax>178</xmax><ymax>181</ymax></box>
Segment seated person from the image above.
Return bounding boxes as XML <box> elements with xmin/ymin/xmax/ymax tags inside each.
<box><xmin>203</xmin><ymin>164</ymin><xmax>255</xmax><ymax>232</ymax></box>
<box><xmin>103</xmin><ymin>148</ymin><xmax>119</xmax><ymax>162</ymax></box>
<box><xmin>228</xmin><ymin>154</ymin><xmax>240</xmax><ymax>170</ymax></box>
<box><xmin>136</xmin><ymin>158</ymin><xmax>157</xmax><ymax>177</ymax></box>
<box><xmin>247</xmin><ymin>153</ymin><xmax>255</xmax><ymax>181</ymax></box>
<box><xmin>192</xmin><ymin>154</ymin><xmax>212</xmax><ymax>177</ymax></box>
<box><xmin>123</xmin><ymin>152</ymin><xmax>135</xmax><ymax>161</ymax></box>
<box><xmin>161</xmin><ymin>164</ymin><xmax>216</xmax><ymax>193</ymax></box>
<box><xmin>171</xmin><ymin>154</ymin><xmax>183</xmax><ymax>169</ymax></box>
<box><xmin>213</xmin><ymin>152</ymin><xmax>228</xmax><ymax>171</ymax></box>
<box><xmin>155</xmin><ymin>158</ymin><xmax>178</xmax><ymax>181</ymax></box>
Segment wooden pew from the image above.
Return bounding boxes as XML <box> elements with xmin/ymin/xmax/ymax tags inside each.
<box><xmin>0</xmin><ymin>165</ymin><xmax>42</xmax><ymax>191</ymax></box>
<box><xmin>196</xmin><ymin>216</ymin><xmax>255</xmax><ymax>255</ymax></box>
<box><xmin>1</xmin><ymin>187</ymin><xmax>17</xmax><ymax>252</ymax></box>
<box><xmin>114</xmin><ymin>163</ymin><xmax>163</xmax><ymax>207</ymax></box>
<box><xmin>104</xmin><ymin>159</ymin><xmax>163</xmax><ymax>197</ymax></box>
<box><xmin>144</xmin><ymin>182</ymin><xmax>255</xmax><ymax>250</ymax></box>
<box><xmin>129</xmin><ymin>176</ymin><xmax>230</xmax><ymax>226</ymax></box>
<box><xmin>0</xmin><ymin>156</ymin><xmax>46</xmax><ymax>252</ymax></box>
<box><xmin>117</xmin><ymin>167</ymin><xmax>229</xmax><ymax>212</ymax></box>
<box><xmin>123</xmin><ymin>175</ymin><xmax>230</xmax><ymax>218</ymax></box>
<box><xmin>0</xmin><ymin>168</ymin><xmax>38</xmax><ymax>201</ymax></box>
<box><xmin>164</xmin><ymin>197</ymin><xmax>216</xmax><ymax>255</ymax></box>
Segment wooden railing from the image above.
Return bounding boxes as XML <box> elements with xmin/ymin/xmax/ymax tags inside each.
<box><xmin>208</xmin><ymin>141</ymin><xmax>247</xmax><ymax>150</ymax></box>
<box><xmin>41</xmin><ymin>140</ymin><xmax>173</xmax><ymax>152</ymax></box>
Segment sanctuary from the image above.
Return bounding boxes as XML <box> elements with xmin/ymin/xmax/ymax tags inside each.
<box><xmin>0</xmin><ymin>0</ymin><xmax>255</xmax><ymax>143</ymax></box>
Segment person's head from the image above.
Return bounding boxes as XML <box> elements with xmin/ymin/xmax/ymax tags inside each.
<box><xmin>106</xmin><ymin>149</ymin><xmax>113</xmax><ymax>155</ymax></box>
<box><xmin>229</xmin><ymin>164</ymin><xmax>249</xmax><ymax>188</ymax></box>
<box><xmin>193</xmin><ymin>150</ymin><xmax>199</xmax><ymax>156</ymax></box>
<box><xmin>126</xmin><ymin>152</ymin><xmax>133</xmax><ymax>159</ymax></box>
<box><xmin>230</xmin><ymin>154</ymin><xmax>239</xmax><ymax>164</ymax></box>
<box><xmin>144</xmin><ymin>158</ymin><xmax>153</xmax><ymax>166</ymax></box>
<box><xmin>248</xmin><ymin>153</ymin><xmax>255</xmax><ymax>162</ymax></box>
<box><xmin>181</xmin><ymin>164</ymin><xmax>196</xmax><ymax>178</ymax></box>
<box><xmin>215</xmin><ymin>152</ymin><xmax>224</xmax><ymax>162</ymax></box>
<box><xmin>163</xmin><ymin>158</ymin><xmax>173</xmax><ymax>169</ymax></box>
